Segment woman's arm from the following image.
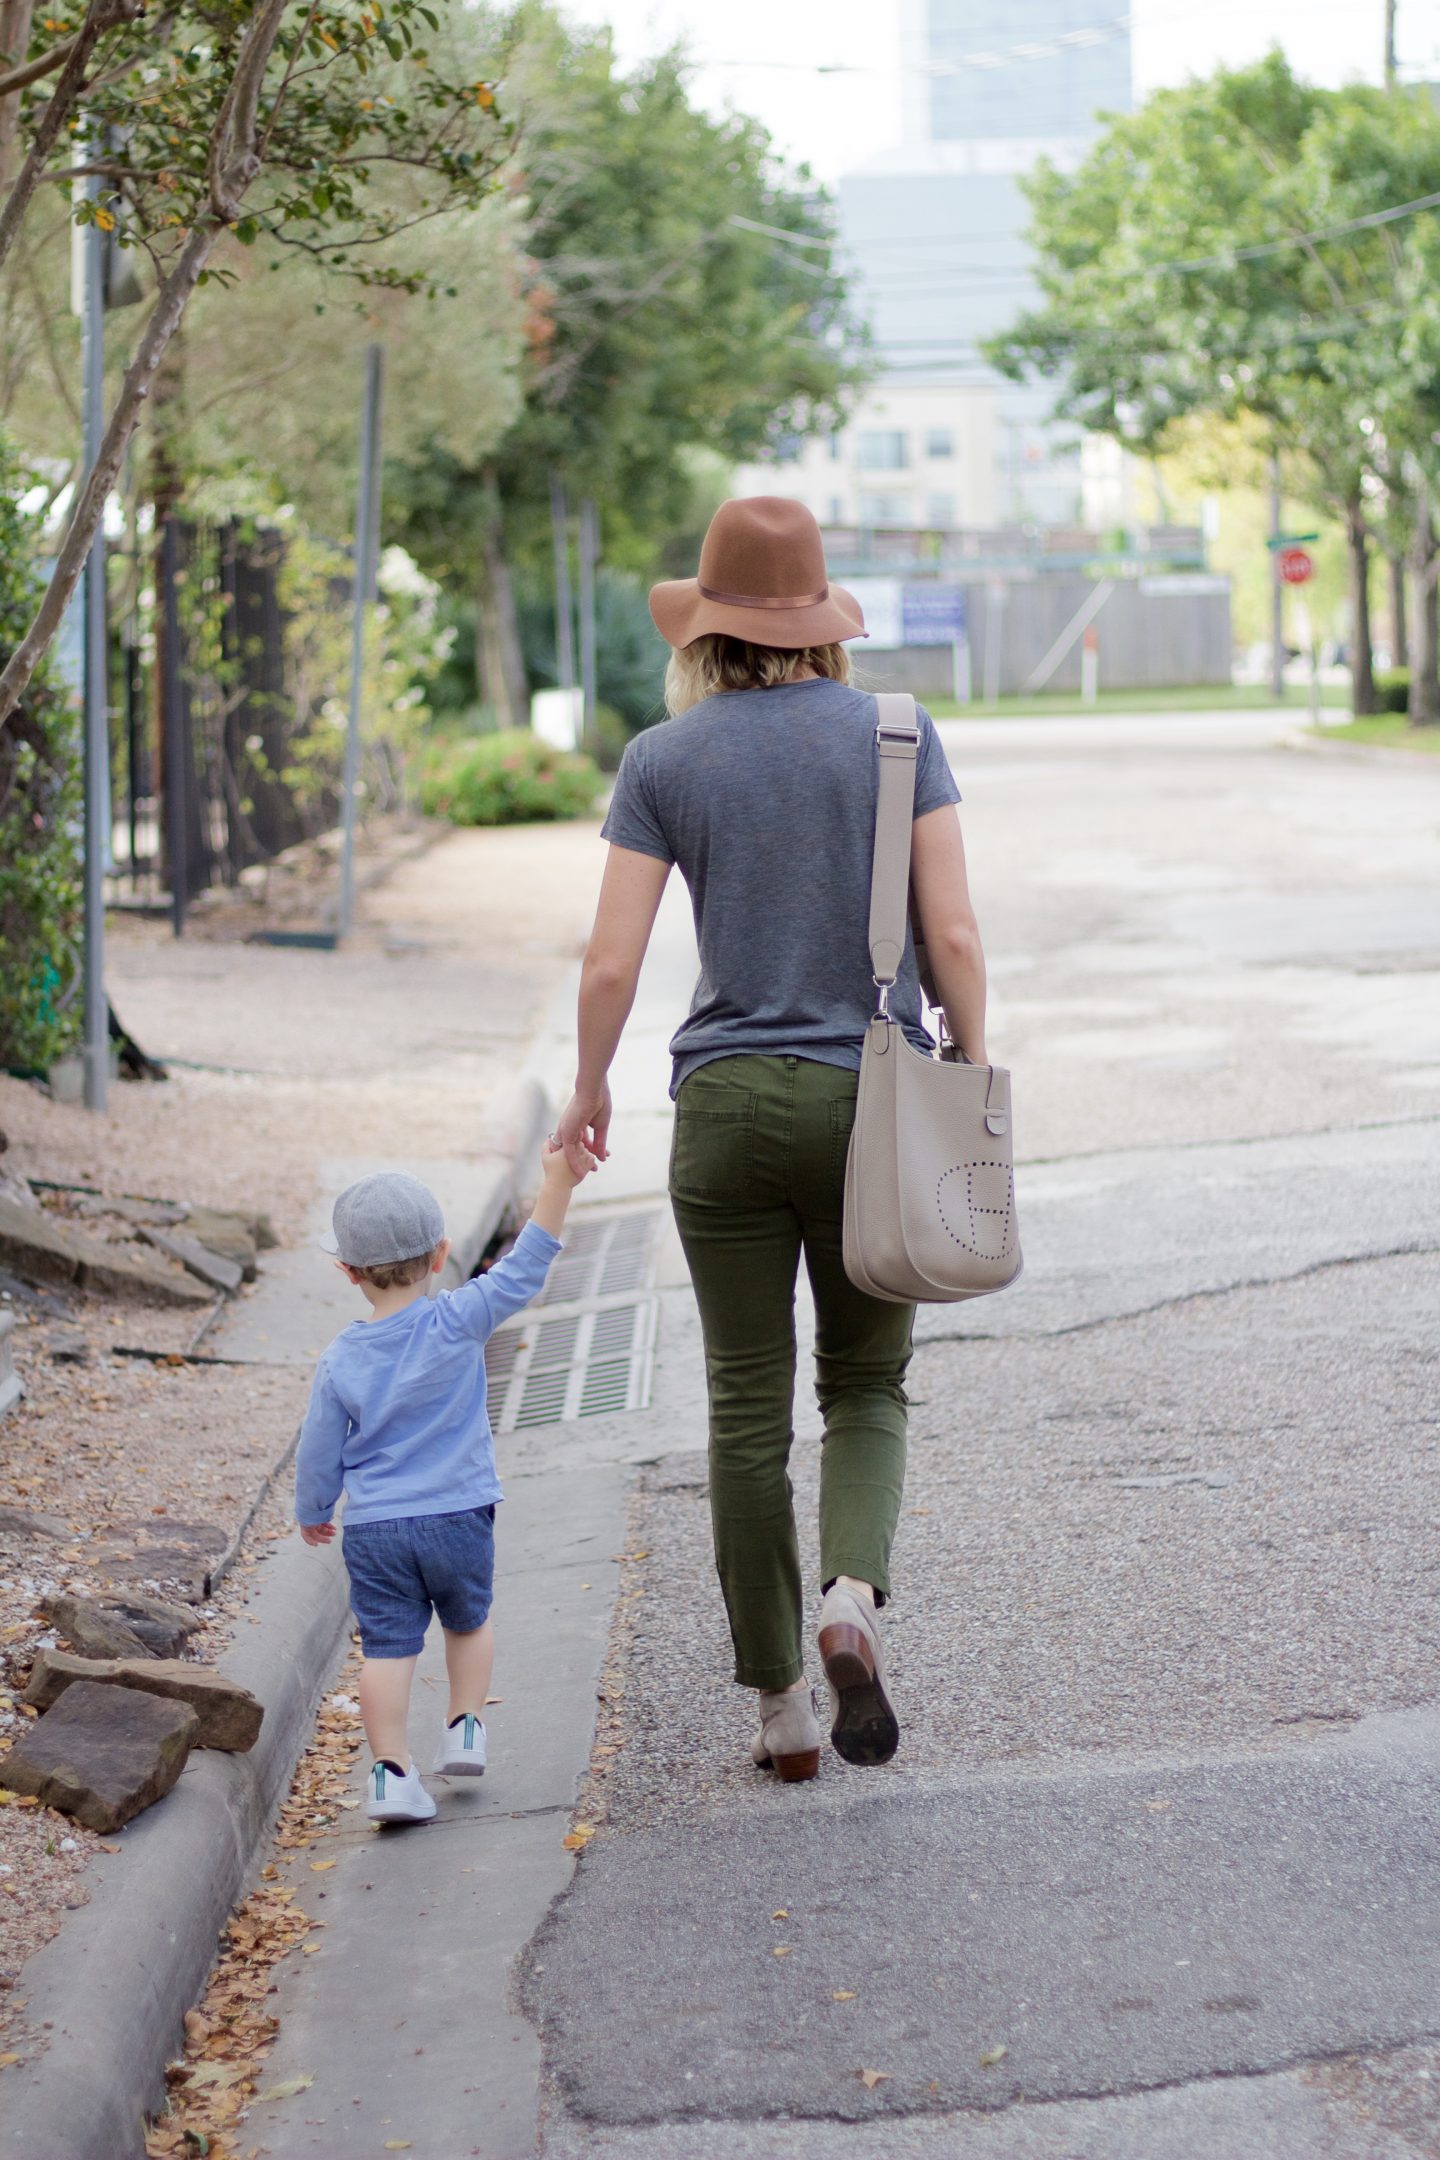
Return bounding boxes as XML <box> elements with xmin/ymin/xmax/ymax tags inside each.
<box><xmin>910</xmin><ymin>804</ymin><xmax>988</xmax><ymax>1064</ymax></box>
<box><xmin>556</xmin><ymin>844</ymin><xmax>671</xmax><ymax>1173</ymax></box>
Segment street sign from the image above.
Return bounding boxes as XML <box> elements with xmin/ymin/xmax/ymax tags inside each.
<box><xmin>1278</xmin><ymin>546</ymin><xmax>1314</xmax><ymax>585</ymax></box>
<box><xmin>844</xmin><ymin>577</ymin><xmax>904</xmax><ymax>649</ymax></box>
<box><xmin>900</xmin><ymin>585</ymin><xmax>967</xmax><ymax>647</ymax></box>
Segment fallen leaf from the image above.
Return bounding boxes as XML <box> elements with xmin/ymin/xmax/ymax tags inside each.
<box><xmin>832</xmin><ymin>1990</ymin><xmax>857</xmax><ymax>2002</ymax></box>
<box><xmin>859</xmin><ymin>2068</ymin><xmax>890</xmax><ymax>2089</ymax></box>
<box><xmin>384</xmin><ymin>2145</ymin><xmax>413</xmax><ymax>2152</ymax></box>
<box><xmin>302</xmin><ymin>1943</ymin><xmax>321</xmax><ymax>1955</ymax></box>
<box><xmin>1143</xmin><ymin>1798</ymin><xmax>1173</xmax><ymax>1813</ymax></box>
<box><xmin>184</xmin><ymin>2061</ymin><xmax>241</xmax><ymax>2089</ymax></box>
<box><xmin>485</xmin><ymin>1696</ymin><xmax>503</xmax><ymax>1706</ymax></box>
<box><xmin>772</xmin><ymin>1945</ymin><xmax>791</xmax><ymax>1958</ymax></box>
<box><xmin>310</xmin><ymin>1859</ymin><xmax>337</xmax><ymax>1872</ymax></box>
<box><xmin>0</xmin><ymin>2051</ymin><xmax>21</xmax><ymax>2068</ymax></box>
<box><xmin>562</xmin><ymin>1822</ymin><xmax>597</xmax><ymax>1850</ymax></box>
<box><xmin>256</xmin><ymin>2074</ymin><xmax>314</xmax><ymax>2102</ymax></box>
<box><xmin>979</xmin><ymin>2045</ymin><xmax>1007</xmax><ymax>2068</ymax></box>
<box><xmin>98</xmin><ymin>1841</ymin><xmax>121</xmax><ymax>1855</ymax></box>
<box><xmin>772</xmin><ymin>1908</ymin><xmax>789</xmax><ymax>1921</ymax></box>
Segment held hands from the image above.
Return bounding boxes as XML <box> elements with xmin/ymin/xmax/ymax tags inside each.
<box><xmin>542</xmin><ymin>1134</ymin><xmax>598</xmax><ymax>1189</ymax></box>
<box><xmin>556</xmin><ymin>1083</ymin><xmax>611</xmax><ymax>1179</ymax></box>
<box><xmin>299</xmin><ymin>1521</ymin><xmax>335</xmax><ymax>1547</ymax></box>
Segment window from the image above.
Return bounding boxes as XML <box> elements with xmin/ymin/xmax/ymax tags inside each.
<box><xmin>926</xmin><ymin>429</ymin><xmax>955</xmax><ymax>459</ymax></box>
<box><xmin>828</xmin><ymin>496</ymin><xmax>846</xmax><ymax>525</ymax></box>
<box><xmin>828</xmin><ymin>433</ymin><xmax>843</xmax><ymax>462</ymax></box>
<box><xmin>857</xmin><ymin>430</ymin><xmax>908</xmax><ymax>471</ymax></box>
<box><xmin>925</xmin><ymin>494</ymin><xmax>957</xmax><ymax>529</ymax></box>
<box><xmin>858</xmin><ymin>492</ymin><xmax>913</xmax><ymax>526</ymax></box>
<box><xmin>770</xmin><ymin>432</ymin><xmax>802</xmax><ymax>465</ymax></box>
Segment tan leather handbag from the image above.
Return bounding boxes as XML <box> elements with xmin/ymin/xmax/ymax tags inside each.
<box><xmin>842</xmin><ymin>694</ymin><xmax>1022</xmax><ymax>1305</ymax></box>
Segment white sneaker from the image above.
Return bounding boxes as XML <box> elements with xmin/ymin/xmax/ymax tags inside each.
<box><xmin>432</xmin><ymin>1712</ymin><xmax>487</xmax><ymax>1778</ymax></box>
<box><xmin>365</xmin><ymin>1760</ymin><xmax>437</xmax><ymax>1823</ymax></box>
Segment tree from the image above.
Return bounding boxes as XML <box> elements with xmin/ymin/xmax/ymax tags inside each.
<box><xmin>0</xmin><ymin>0</ymin><xmax>511</xmax><ymax>728</ymax></box>
<box><xmin>387</xmin><ymin>4</ymin><xmax>868</xmax><ymax>722</ymax></box>
<box><xmin>988</xmin><ymin>55</ymin><xmax>1440</xmax><ymax>721</ymax></box>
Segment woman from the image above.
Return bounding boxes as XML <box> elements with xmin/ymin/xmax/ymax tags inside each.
<box><xmin>556</xmin><ymin>496</ymin><xmax>988</xmax><ymax>1782</ymax></box>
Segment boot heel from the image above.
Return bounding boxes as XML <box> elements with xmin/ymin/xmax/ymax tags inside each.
<box><xmin>819</xmin><ymin>1622</ymin><xmax>874</xmax><ymax>1690</ymax></box>
<box><xmin>772</xmin><ymin>1747</ymin><xmax>821</xmax><ymax>1784</ymax></box>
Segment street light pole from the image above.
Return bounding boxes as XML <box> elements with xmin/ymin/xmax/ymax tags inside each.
<box><xmin>81</xmin><ymin>182</ymin><xmax>108</xmax><ymax>1111</ymax></box>
<box><xmin>1269</xmin><ymin>455</ymin><xmax>1285</xmax><ymax>703</ymax></box>
<box><xmin>1385</xmin><ymin>0</ymin><xmax>1399</xmax><ymax>87</ymax></box>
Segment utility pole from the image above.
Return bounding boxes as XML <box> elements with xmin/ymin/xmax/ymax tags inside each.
<box><xmin>338</xmin><ymin>344</ymin><xmax>384</xmax><ymax>941</ymax></box>
<box><xmin>549</xmin><ymin>471</ymin><xmax>575</xmax><ymax>692</ymax></box>
<box><xmin>578</xmin><ymin>499</ymin><xmax>599</xmax><ymax>753</ymax></box>
<box><xmin>1385</xmin><ymin>0</ymin><xmax>1398</xmax><ymax>87</ymax></box>
<box><xmin>1269</xmin><ymin>455</ymin><xmax>1285</xmax><ymax>703</ymax></box>
<box><xmin>80</xmin><ymin>177</ymin><xmax>108</xmax><ymax>1110</ymax></box>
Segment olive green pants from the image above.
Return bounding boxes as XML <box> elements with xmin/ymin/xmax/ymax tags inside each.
<box><xmin>668</xmin><ymin>1054</ymin><xmax>915</xmax><ymax>1689</ymax></box>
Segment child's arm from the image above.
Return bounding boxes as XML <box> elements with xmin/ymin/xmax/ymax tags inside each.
<box><xmin>456</xmin><ymin>1143</ymin><xmax>595</xmax><ymax>1335</ymax></box>
<box><xmin>294</xmin><ymin>1359</ymin><xmax>350</xmax><ymax>1542</ymax></box>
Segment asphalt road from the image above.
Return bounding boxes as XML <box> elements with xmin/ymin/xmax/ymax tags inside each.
<box><xmin>529</xmin><ymin>712</ymin><xmax>1440</xmax><ymax>2159</ymax></box>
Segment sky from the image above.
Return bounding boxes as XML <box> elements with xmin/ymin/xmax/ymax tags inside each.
<box><xmin>564</xmin><ymin>0</ymin><xmax>1440</xmax><ymax>182</ymax></box>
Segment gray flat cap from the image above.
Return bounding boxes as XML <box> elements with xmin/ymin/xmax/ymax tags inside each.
<box><xmin>320</xmin><ymin>1171</ymin><xmax>445</xmax><ymax>1268</ymax></box>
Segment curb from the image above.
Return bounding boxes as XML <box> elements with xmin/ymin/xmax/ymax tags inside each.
<box><xmin>1284</xmin><ymin>726</ymin><xmax>1440</xmax><ymax>766</ymax></box>
<box><xmin>0</xmin><ymin>1533</ymin><xmax>352</xmax><ymax>2160</ymax></box>
<box><xmin>0</xmin><ymin>1075</ymin><xmax>554</xmax><ymax>2160</ymax></box>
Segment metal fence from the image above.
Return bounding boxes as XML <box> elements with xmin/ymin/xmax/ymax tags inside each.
<box><xmin>858</xmin><ymin>573</ymin><xmax>1232</xmax><ymax>699</ymax></box>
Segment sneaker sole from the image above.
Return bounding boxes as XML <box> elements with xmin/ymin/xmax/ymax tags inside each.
<box><xmin>433</xmin><ymin>1758</ymin><xmax>486</xmax><ymax>1779</ymax></box>
<box><xmin>366</xmin><ymin>1803</ymin><xmax>437</xmax><ymax>1824</ymax></box>
<box><xmin>820</xmin><ymin>1622</ymin><xmax>900</xmax><ymax>1767</ymax></box>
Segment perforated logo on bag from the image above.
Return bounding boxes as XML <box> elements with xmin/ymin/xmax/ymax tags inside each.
<box><xmin>936</xmin><ymin>1160</ymin><xmax>1016</xmax><ymax>1261</ymax></box>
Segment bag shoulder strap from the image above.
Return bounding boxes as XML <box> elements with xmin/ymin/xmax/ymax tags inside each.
<box><xmin>868</xmin><ymin>692</ymin><xmax>920</xmax><ymax>991</ymax></box>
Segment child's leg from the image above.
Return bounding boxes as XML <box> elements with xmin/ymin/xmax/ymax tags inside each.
<box><xmin>442</xmin><ymin>1619</ymin><xmax>493</xmax><ymax>1722</ymax></box>
<box><xmin>358</xmin><ymin>1654</ymin><xmax>419</xmax><ymax>1766</ymax></box>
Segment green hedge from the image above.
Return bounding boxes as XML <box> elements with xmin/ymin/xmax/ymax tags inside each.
<box><xmin>0</xmin><ymin>437</ymin><xmax>81</xmax><ymax>1075</ymax></box>
<box><xmin>1374</xmin><ymin>668</ymin><xmax>1411</xmax><ymax>714</ymax></box>
<box><xmin>417</xmin><ymin>728</ymin><xmax>603</xmax><ymax>826</ymax></box>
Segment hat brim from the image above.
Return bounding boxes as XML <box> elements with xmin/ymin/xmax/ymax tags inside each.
<box><xmin>319</xmin><ymin>1230</ymin><xmax>339</xmax><ymax>1255</ymax></box>
<box><xmin>649</xmin><ymin>578</ymin><xmax>867</xmax><ymax>651</ymax></box>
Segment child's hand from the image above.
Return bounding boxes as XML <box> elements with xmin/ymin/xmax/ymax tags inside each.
<box><xmin>300</xmin><ymin>1521</ymin><xmax>336</xmax><ymax>1546</ymax></box>
<box><xmin>542</xmin><ymin>1136</ymin><xmax>597</xmax><ymax>1189</ymax></box>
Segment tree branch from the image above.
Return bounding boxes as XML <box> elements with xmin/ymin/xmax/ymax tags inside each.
<box><xmin>0</xmin><ymin>0</ymin><xmax>139</xmax><ymax>276</ymax></box>
<box><xmin>0</xmin><ymin>218</ymin><xmax>214</xmax><ymax>729</ymax></box>
<box><xmin>0</xmin><ymin>29</ymin><xmax>75</xmax><ymax>96</ymax></box>
<box><xmin>208</xmin><ymin>0</ymin><xmax>288</xmax><ymax>221</ymax></box>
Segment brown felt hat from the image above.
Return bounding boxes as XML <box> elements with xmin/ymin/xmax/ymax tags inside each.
<box><xmin>649</xmin><ymin>496</ymin><xmax>867</xmax><ymax>651</ymax></box>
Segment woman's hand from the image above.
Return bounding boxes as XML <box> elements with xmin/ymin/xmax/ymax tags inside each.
<box><xmin>557</xmin><ymin>1084</ymin><xmax>612</xmax><ymax>1176</ymax></box>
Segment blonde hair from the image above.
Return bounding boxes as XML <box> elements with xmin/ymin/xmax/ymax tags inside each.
<box><xmin>664</xmin><ymin>634</ymin><xmax>852</xmax><ymax>716</ymax></box>
<box><xmin>351</xmin><ymin>1247</ymin><xmax>440</xmax><ymax>1290</ymax></box>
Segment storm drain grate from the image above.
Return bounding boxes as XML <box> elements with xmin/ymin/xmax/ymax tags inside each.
<box><xmin>531</xmin><ymin>1208</ymin><xmax>662</xmax><ymax>1308</ymax></box>
<box><xmin>486</xmin><ymin>1299</ymin><xmax>657</xmax><ymax>1433</ymax></box>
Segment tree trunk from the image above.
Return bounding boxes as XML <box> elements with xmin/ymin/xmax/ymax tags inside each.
<box><xmin>1346</xmin><ymin>497</ymin><xmax>1377</xmax><ymax>714</ymax></box>
<box><xmin>474</xmin><ymin>466</ymin><xmax>527</xmax><ymax>729</ymax></box>
<box><xmin>0</xmin><ymin>0</ymin><xmax>37</xmax><ymax>197</ymax></box>
<box><xmin>1408</xmin><ymin>486</ymin><xmax>1440</xmax><ymax>728</ymax></box>
<box><xmin>1388</xmin><ymin>552</ymin><xmax>1408</xmax><ymax>669</ymax></box>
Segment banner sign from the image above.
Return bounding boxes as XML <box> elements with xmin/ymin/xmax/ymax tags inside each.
<box><xmin>901</xmin><ymin>586</ymin><xmax>968</xmax><ymax>647</ymax></box>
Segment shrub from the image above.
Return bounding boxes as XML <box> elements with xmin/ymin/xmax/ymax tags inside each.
<box><xmin>1374</xmin><ymin>668</ymin><xmax>1410</xmax><ymax>714</ymax></box>
<box><xmin>418</xmin><ymin>728</ymin><xmax>603</xmax><ymax>826</ymax></box>
<box><xmin>0</xmin><ymin>438</ymin><xmax>81</xmax><ymax>1075</ymax></box>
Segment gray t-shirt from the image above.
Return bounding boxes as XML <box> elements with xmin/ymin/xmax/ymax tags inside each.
<box><xmin>601</xmin><ymin>677</ymin><xmax>962</xmax><ymax>1095</ymax></box>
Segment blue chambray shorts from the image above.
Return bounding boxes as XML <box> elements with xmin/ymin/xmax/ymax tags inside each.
<box><xmin>341</xmin><ymin>1504</ymin><xmax>496</xmax><ymax>1658</ymax></box>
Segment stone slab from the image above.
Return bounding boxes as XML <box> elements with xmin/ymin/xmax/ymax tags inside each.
<box><xmin>86</xmin><ymin>1517</ymin><xmax>230</xmax><ymax>1603</ymax></box>
<box><xmin>525</xmin><ymin>1709</ymin><xmax>1440</xmax><ymax>2128</ymax></box>
<box><xmin>41</xmin><ymin>1593</ymin><xmax>157</xmax><ymax>1662</ymax></box>
<box><xmin>137</xmin><ymin>1224</ymin><xmax>243</xmax><ymax>1294</ymax></box>
<box><xmin>0</xmin><ymin>1504</ymin><xmax>67</xmax><ymax>1540</ymax></box>
<box><xmin>0</xmin><ymin>1681</ymin><xmax>198</xmax><ymax>1833</ymax></box>
<box><xmin>0</xmin><ymin>1196</ymin><xmax>79</xmax><ymax>1288</ymax></box>
<box><xmin>179</xmin><ymin>1207</ymin><xmax>258</xmax><ymax>1280</ymax></box>
<box><xmin>25</xmin><ymin>1651</ymin><xmax>262</xmax><ymax>1752</ymax></box>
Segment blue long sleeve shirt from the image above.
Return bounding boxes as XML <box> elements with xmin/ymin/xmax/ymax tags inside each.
<box><xmin>293</xmin><ymin>1220</ymin><xmax>561</xmax><ymax>1527</ymax></box>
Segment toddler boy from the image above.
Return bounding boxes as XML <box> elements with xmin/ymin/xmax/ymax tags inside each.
<box><xmin>295</xmin><ymin>1145</ymin><xmax>592</xmax><ymax>1823</ymax></box>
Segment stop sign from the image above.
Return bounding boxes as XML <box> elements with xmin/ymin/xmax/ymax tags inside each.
<box><xmin>1278</xmin><ymin>546</ymin><xmax>1313</xmax><ymax>585</ymax></box>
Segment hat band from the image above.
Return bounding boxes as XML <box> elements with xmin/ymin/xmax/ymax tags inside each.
<box><xmin>697</xmin><ymin>581</ymin><xmax>829</xmax><ymax>611</ymax></box>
